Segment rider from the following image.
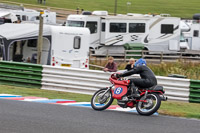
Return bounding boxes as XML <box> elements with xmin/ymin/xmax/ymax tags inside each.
<box><xmin>116</xmin><ymin>58</ymin><xmax>157</xmax><ymax>97</ymax></box>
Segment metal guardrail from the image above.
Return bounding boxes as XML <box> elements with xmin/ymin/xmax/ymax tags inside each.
<box><xmin>42</xmin><ymin>65</ymin><xmax>111</xmax><ymax>95</ymax></box>
<box><xmin>0</xmin><ymin>61</ymin><xmax>193</xmax><ymax>102</ymax></box>
<box><xmin>190</xmin><ymin>80</ymin><xmax>200</xmax><ymax>103</ymax></box>
<box><xmin>41</xmin><ymin>65</ymin><xmax>190</xmax><ymax>102</ymax></box>
<box><xmin>0</xmin><ymin>61</ymin><xmax>42</xmax><ymax>88</ymax></box>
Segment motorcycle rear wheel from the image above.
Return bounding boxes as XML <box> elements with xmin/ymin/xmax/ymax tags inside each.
<box><xmin>91</xmin><ymin>88</ymin><xmax>113</xmax><ymax>111</ymax></box>
<box><xmin>136</xmin><ymin>93</ymin><xmax>161</xmax><ymax>116</ymax></box>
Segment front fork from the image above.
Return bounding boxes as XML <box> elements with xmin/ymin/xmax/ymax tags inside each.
<box><xmin>100</xmin><ymin>85</ymin><xmax>113</xmax><ymax>99</ymax></box>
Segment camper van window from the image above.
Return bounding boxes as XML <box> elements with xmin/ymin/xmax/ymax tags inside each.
<box><xmin>161</xmin><ymin>24</ymin><xmax>174</xmax><ymax>34</ymax></box>
<box><xmin>86</xmin><ymin>21</ymin><xmax>97</xmax><ymax>34</ymax></box>
<box><xmin>193</xmin><ymin>30</ymin><xmax>199</xmax><ymax>37</ymax></box>
<box><xmin>0</xmin><ymin>18</ymin><xmax>4</xmax><ymax>24</ymax></box>
<box><xmin>129</xmin><ymin>23</ymin><xmax>145</xmax><ymax>33</ymax></box>
<box><xmin>22</xmin><ymin>15</ymin><xmax>27</xmax><ymax>21</ymax></box>
<box><xmin>74</xmin><ymin>36</ymin><xmax>81</xmax><ymax>49</ymax></box>
<box><xmin>102</xmin><ymin>23</ymin><xmax>105</xmax><ymax>32</ymax></box>
<box><xmin>110</xmin><ymin>23</ymin><xmax>126</xmax><ymax>33</ymax></box>
<box><xmin>67</xmin><ymin>21</ymin><xmax>84</xmax><ymax>27</ymax></box>
<box><xmin>16</xmin><ymin>15</ymin><xmax>21</xmax><ymax>21</ymax></box>
<box><xmin>36</xmin><ymin>16</ymin><xmax>40</xmax><ymax>20</ymax></box>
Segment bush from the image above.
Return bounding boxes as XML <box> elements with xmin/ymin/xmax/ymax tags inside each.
<box><xmin>90</xmin><ymin>59</ymin><xmax>200</xmax><ymax>80</ymax></box>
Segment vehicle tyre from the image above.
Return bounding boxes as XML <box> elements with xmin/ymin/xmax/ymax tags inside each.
<box><xmin>91</xmin><ymin>88</ymin><xmax>113</xmax><ymax>111</ymax></box>
<box><xmin>136</xmin><ymin>93</ymin><xmax>161</xmax><ymax>116</ymax></box>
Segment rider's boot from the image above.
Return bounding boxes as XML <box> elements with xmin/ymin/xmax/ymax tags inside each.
<box><xmin>131</xmin><ymin>84</ymin><xmax>140</xmax><ymax>98</ymax></box>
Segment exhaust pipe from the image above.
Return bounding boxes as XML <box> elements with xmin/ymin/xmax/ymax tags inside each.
<box><xmin>160</xmin><ymin>95</ymin><xmax>168</xmax><ymax>101</ymax></box>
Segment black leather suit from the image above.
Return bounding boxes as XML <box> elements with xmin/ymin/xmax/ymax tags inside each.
<box><xmin>120</xmin><ymin>65</ymin><xmax>157</xmax><ymax>88</ymax></box>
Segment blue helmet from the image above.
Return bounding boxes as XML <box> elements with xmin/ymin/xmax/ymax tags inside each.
<box><xmin>134</xmin><ymin>58</ymin><xmax>147</xmax><ymax>67</ymax></box>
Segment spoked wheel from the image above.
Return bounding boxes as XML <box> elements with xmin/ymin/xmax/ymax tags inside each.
<box><xmin>136</xmin><ymin>93</ymin><xmax>161</xmax><ymax>116</ymax></box>
<box><xmin>91</xmin><ymin>88</ymin><xmax>113</xmax><ymax>111</ymax></box>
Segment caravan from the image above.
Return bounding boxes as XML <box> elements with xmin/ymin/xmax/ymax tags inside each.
<box><xmin>66</xmin><ymin>11</ymin><xmax>181</xmax><ymax>54</ymax></box>
<box><xmin>0</xmin><ymin>23</ymin><xmax>90</xmax><ymax>69</ymax></box>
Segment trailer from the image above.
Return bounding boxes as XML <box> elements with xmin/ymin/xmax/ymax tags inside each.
<box><xmin>66</xmin><ymin>11</ymin><xmax>181</xmax><ymax>54</ymax></box>
<box><xmin>0</xmin><ymin>23</ymin><xmax>90</xmax><ymax>69</ymax></box>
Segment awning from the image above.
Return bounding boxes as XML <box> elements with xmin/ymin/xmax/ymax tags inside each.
<box><xmin>0</xmin><ymin>23</ymin><xmax>51</xmax><ymax>40</ymax></box>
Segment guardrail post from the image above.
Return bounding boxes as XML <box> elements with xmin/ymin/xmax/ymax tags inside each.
<box><xmin>141</xmin><ymin>50</ymin><xmax>144</xmax><ymax>58</ymax></box>
<box><xmin>160</xmin><ymin>51</ymin><xmax>163</xmax><ymax>63</ymax></box>
<box><xmin>106</xmin><ymin>49</ymin><xmax>109</xmax><ymax>59</ymax></box>
<box><xmin>180</xmin><ymin>52</ymin><xmax>183</xmax><ymax>60</ymax></box>
<box><xmin>124</xmin><ymin>50</ymin><xmax>126</xmax><ymax>62</ymax></box>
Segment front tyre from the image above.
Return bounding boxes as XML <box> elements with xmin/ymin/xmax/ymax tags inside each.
<box><xmin>91</xmin><ymin>88</ymin><xmax>113</xmax><ymax>111</ymax></box>
<box><xmin>136</xmin><ymin>93</ymin><xmax>161</xmax><ymax>116</ymax></box>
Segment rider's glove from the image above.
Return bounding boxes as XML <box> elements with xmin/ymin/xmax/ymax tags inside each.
<box><xmin>115</xmin><ymin>73</ymin><xmax>121</xmax><ymax>78</ymax></box>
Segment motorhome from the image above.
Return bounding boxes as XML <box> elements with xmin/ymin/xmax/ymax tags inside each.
<box><xmin>0</xmin><ymin>11</ymin><xmax>18</xmax><ymax>24</ymax></box>
<box><xmin>181</xmin><ymin>14</ymin><xmax>200</xmax><ymax>51</ymax></box>
<box><xmin>66</xmin><ymin>11</ymin><xmax>181</xmax><ymax>54</ymax></box>
<box><xmin>0</xmin><ymin>8</ymin><xmax>56</xmax><ymax>24</ymax></box>
<box><xmin>0</xmin><ymin>23</ymin><xmax>90</xmax><ymax>69</ymax></box>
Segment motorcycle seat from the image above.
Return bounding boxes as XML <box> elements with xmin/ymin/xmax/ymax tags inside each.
<box><xmin>140</xmin><ymin>85</ymin><xmax>163</xmax><ymax>91</ymax></box>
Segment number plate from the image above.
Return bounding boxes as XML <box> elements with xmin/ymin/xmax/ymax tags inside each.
<box><xmin>61</xmin><ymin>64</ymin><xmax>71</xmax><ymax>67</ymax></box>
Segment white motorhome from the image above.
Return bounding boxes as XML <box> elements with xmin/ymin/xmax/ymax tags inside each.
<box><xmin>0</xmin><ymin>8</ymin><xmax>56</xmax><ymax>24</ymax></box>
<box><xmin>66</xmin><ymin>11</ymin><xmax>181</xmax><ymax>54</ymax></box>
<box><xmin>181</xmin><ymin>14</ymin><xmax>200</xmax><ymax>51</ymax></box>
<box><xmin>0</xmin><ymin>11</ymin><xmax>18</xmax><ymax>24</ymax></box>
<box><xmin>0</xmin><ymin>23</ymin><xmax>90</xmax><ymax>69</ymax></box>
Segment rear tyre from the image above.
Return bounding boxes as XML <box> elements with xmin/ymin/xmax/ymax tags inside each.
<box><xmin>91</xmin><ymin>88</ymin><xmax>113</xmax><ymax>111</ymax></box>
<box><xmin>136</xmin><ymin>93</ymin><xmax>161</xmax><ymax>116</ymax></box>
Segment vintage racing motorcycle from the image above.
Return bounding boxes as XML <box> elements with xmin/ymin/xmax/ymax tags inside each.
<box><xmin>91</xmin><ymin>73</ymin><xmax>167</xmax><ymax>116</ymax></box>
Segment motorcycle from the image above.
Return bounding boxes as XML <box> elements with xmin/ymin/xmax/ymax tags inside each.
<box><xmin>91</xmin><ymin>73</ymin><xmax>167</xmax><ymax>116</ymax></box>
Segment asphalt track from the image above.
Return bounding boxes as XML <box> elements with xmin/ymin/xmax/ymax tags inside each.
<box><xmin>0</xmin><ymin>99</ymin><xmax>199</xmax><ymax>133</ymax></box>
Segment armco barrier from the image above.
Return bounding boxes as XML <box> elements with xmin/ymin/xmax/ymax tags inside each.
<box><xmin>0</xmin><ymin>62</ymin><xmax>191</xmax><ymax>102</ymax></box>
<box><xmin>0</xmin><ymin>61</ymin><xmax>42</xmax><ymax>88</ymax></box>
<box><xmin>41</xmin><ymin>65</ymin><xmax>190</xmax><ymax>102</ymax></box>
<box><xmin>156</xmin><ymin>76</ymin><xmax>190</xmax><ymax>102</ymax></box>
<box><xmin>42</xmin><ymin>65</ymin><xmax>111</xmax><ymax>95</ymax></box>
<box><xmin>190</xmin><ymin>80</ymin><xmax>200</xmax><ymax>103</ymax></box>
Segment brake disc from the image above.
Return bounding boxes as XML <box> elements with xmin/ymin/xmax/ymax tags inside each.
<box><xmin>143</xmin><ymin>99</ymin><xmax>153</xmax><ymax>108</ymax></box>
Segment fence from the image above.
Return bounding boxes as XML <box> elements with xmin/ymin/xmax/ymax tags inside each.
<box><xmin>0</xmin><ymin>61</ymin><xmax>43</xmax><ymax>88</ymax></box>
<box><xmin>91</xmin><ymin>50</ymin><xmax>200</xmax><ymax>63</ymax></box>
<box><xmin>0</xmin><ymin>61</ymin><xmax>200</xmax><ymax>103</ymax></box>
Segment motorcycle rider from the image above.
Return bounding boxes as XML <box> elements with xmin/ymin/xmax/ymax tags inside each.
<box><xmin>116</xmin><ymin>58</ymin><xmax>157</xmax><ymax>97</ymax></box>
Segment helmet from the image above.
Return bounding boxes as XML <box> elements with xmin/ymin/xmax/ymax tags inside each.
<box><xmin>134</xmin><ymin>58</ymin><xmax>147</xmax><ymax>67</ymax></box>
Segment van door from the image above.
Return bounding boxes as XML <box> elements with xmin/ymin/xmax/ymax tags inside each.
<box><xmin>86</xmin><ymin>20</ymin><xmax>100</xmax><ymax>47</ymax></box>
<box><xmin>100</xmin><ymin>21</ymin><xmax>106</xmax><ymax>44</ymax></box>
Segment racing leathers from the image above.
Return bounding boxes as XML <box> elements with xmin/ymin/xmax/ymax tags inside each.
<box><xmin>119</xmin><ymin>65</ymin><xmax>157</xmax><ymax>97</ymax></box>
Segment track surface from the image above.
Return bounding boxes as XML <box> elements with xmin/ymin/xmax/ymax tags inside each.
<box><xmin>0</xmin><ymin>99</ymin><xmax>199</xmax><ymax>133</ymax></box>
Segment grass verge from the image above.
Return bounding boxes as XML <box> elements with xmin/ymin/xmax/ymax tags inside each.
<box><xmin>1</xmin><ymin>0</ymin><xmax>200</xmax><ymax>18</ymax></box>
<box><xmin>0</xmin><ymin>85</ymin><xmax>200</xmax><ymax>119</ymax></box>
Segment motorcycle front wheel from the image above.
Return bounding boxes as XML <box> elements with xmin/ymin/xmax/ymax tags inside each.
<box><xmin>136</xmin><ymin>93</ymin><xmax>161</xmax><ymax>116</ymax></box>
<box><xmin>91</xmin><ymin>88</ymin><xmax>113</xmax><ymax>111</ymax></box>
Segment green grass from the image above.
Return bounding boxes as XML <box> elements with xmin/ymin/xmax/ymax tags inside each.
<box><xmin>159</xmin><ymin>101</ymin><xmax>200</xmax><ymax>119</ymax></box>
<box><xmin>0</xmin><ymin>84</ymin><xmax>92</xmax><ymax>102</ymax></box>
<box><xmin>1</xmin><ymin>84</ymin><xmax>200</xmax><ymax>119</ymax></box>
<box><xmin>1</xmin><ymin>0</ymin><xmax>200</xmax><ymax>18</ymax></box>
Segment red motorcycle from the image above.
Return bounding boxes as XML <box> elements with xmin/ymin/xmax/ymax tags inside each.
<box><xmin>91</xmin><ymin>73</ymin><xmax>167</xmax><ymax>116</ymax></box>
